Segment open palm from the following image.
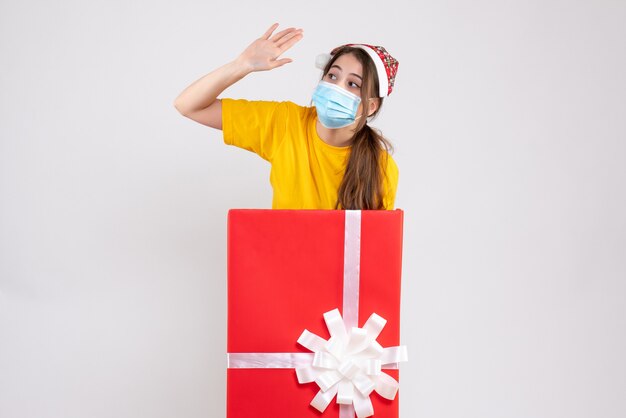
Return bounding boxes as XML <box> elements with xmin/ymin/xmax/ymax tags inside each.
<box><xmin>238</xmin><ymin>23</ymin><xmax>304</xmax><ymax>72</ymax></box>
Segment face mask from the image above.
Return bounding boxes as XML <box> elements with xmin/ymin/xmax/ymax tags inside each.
<box><xmin>312</xmin><ymin>80</ymin><xmax>362</xmax><ymax>129</ymax></box>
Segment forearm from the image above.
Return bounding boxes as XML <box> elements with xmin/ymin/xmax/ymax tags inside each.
<box><xmin>173</xmin><ymin>58</ymin><xmax>252</xmax><ymax>115</ymax></box>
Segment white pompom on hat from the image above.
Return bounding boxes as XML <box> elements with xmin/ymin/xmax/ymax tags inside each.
<box><xmin>315</xmin><ymin>52</ymin><xmax>332</xmax><ymax>71</ymax></box>
<box><xmin>314</xmin><ymin>44</ymin><xmax>399</xmax><ymax>97</ymax></box>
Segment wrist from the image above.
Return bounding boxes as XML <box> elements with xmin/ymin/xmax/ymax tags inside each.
<box><xmin>230</xmin><ymin>56</ymin><xmax>254</xmax><ymax>78</ymax></box>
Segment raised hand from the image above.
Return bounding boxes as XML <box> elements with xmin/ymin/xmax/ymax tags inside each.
<box><xmin>236</xmin><ymin>23</ymin><xmax>304</xmax><ymax>72</ymax></box>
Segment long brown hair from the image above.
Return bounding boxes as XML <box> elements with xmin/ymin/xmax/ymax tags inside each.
<box><xmin>321</xmin><ymin>46</ymin><xmax>395</xmax><ymax>210</ymax></box>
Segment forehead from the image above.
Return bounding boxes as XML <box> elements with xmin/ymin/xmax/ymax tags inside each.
<box><xmin>331</xmin><ymin>53</ymin><xmax>363</xmax><ymax>76</ymax></box>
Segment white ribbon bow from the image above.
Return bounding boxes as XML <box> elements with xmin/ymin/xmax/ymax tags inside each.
<box><xmin>296</xmin><ymin>308</ymin><xmax>408</xmax><ymax>418</ymax></box>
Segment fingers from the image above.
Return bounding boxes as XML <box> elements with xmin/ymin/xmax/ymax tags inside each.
<box><xmin>270</xmin><ymin>58</ymin><xmax>293</xmax><ymax>69</ymax></box>
<box><xmin>277</xmin><ymin>29</ymin><xmax>304</xmax><ymax>51</ymax></box>
<box><xmin>261</xmin><ymin>23</ymin><xmax>279</xmax><ymax>40</ymax></box>
<box><xmin>269</xmin><ymin>26</ymin><xmax>297</xmax><ymax>42</ymax></box>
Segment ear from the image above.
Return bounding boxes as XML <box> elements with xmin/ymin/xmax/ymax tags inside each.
<box><xmin>367</xmin><ymin>98</ymin><xmax>380</xmax><ymax>117</ymax></box>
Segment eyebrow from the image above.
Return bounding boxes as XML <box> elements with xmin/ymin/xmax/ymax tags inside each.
<box><xmin>330</xmin><ymin>65</ymin><xmax>362</xmax><ymax>81</ymax></box>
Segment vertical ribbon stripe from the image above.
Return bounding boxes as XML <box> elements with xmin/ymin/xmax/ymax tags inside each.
<box><xmin>342</xmin><ymin>210</ymin><xmax>361</xmax><ymax>329</ymax></box>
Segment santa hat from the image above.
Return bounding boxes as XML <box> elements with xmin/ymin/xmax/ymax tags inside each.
<box><xmin>315</xmin><ymin>44</ymin><xmax>399</xmax><ymax>97</ymax></box>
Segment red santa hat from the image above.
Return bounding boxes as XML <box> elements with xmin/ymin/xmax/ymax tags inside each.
<box><xmin>315</xmin><ymin>44</ymin><xmax>399</xmax><ymax>97</ymax></box>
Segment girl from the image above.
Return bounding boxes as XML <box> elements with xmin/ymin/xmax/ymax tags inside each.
<box><xmin>174</xmin><ymin>23</ymin><xmax>399</xmax><ymax>210</ymax></box>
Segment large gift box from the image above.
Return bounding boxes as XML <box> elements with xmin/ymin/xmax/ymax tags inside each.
<box><xmin>226</xmin><ymin>209</ymin><xmax>407</xmax><ymax>418</ymax></box>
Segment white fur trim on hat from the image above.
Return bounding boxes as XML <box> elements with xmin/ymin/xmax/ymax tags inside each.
<box><xmin>347</xmin><ymin>44</ymin><xmax>390</xmax><ymax>97</ymax></box>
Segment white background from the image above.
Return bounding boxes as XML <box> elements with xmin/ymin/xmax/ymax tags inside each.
<box><xmin>1</xmin><ymin>1</ymin><xmax>625</xmax><ymax>417</ymax></box>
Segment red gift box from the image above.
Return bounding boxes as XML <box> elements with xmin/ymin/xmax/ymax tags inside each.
<box><xmin>226</xmin><ymin>209</ymin><xmax>406</xmax><ymax>418</ymax></box>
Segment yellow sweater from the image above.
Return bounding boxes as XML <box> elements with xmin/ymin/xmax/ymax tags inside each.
<box><xmin>221</xmin><ymin>98</ymin><xmax>398</xmax><ymax>210</ymax></box>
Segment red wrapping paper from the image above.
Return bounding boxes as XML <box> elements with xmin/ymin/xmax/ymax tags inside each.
<box><xmin>226</xmin><ymin>209</ymin><xmax>404</xmax><ymax>417</ymax></box>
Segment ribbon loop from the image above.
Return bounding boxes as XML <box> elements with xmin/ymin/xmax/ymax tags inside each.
<box><xmin>316</xmin><ymin>370</ymin><xmax>343</xmax><ymax>392</ymax></box>
<box><xmin>296</xmin><ymin>365</ymin><xmax>319</xmax><ymax>383</ymax></box>
<box><xmin>337</xmin><ymin>380</ymin><xmax>354</xmax><ymax>405</ymax></box>
<box><xmin>374</xmin><ymin>372</ymin><xmax>400</xmax><ymax>400</ymax></box>
<box><xmin>380</xmin><ymin>346</ymin><xmax>408</xmax><ymax>365</ymax></box>
<box><xmin>298</xmin><ymin>329</ymin><xmax>328</xmax><ymax>352</ymax></box>
<box><xmin>324</xmin><ymin>308</ymin><xmax>349</xmax><ymax>340</ymax></box>
<box><xmin>363</xmin><ymin>313</ymin><xmax>387</xmax><ymax>339</ymax></box>
<box><xmin>311</xmin><ymin>385</ymin><xmax>338</xmax><ymax>413</ymax></box>
<box><xmin>364</xmin><ymin>359</ymin><xmax>382</xmax><ymax>376</ymax></box>
<box><xmin>325</xmin><ymin>336</ymin><xmax>346</xmax><ymax>359</ymax></box>
<box><xmin>313</xmin><ymin>351</ymin><xmax>340</xmax><ymax>369</ymax></box>
<box><xmin>353</xmin><ymin>390</ymin><xmax>374</xmax><ymax>418</ymax></box>
<box><xmin>352</xmin><ymin>372</ymin><xmax>375</xmax><ymax>397</ymax></box>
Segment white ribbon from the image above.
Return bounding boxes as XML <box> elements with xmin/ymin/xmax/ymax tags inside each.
<box><xmin>227</xmin><ymin>210</ymin><xmax>408</xmax><ymax>418</ymax></box>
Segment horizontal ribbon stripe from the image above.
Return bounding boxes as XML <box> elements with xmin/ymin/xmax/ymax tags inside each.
<box><xmin>227</xmin><ymin>353</ymin><xmax>314</xmax><ymax>368</ymax></box>
<box><xmin>227</xmin><ymin>352</ymin><xmax>401</xmax><ymax>370</ymax></box>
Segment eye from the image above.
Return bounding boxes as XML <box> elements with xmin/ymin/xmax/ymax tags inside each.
<box><xmin>348</xmin><ymin>81</ymin><xmax>361</xmax><ymax>89</ymax></box>
<box><xmin>327</xmin><ymin>73</ymin><xmax>337</xmax><ymax>80</ymax></box>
